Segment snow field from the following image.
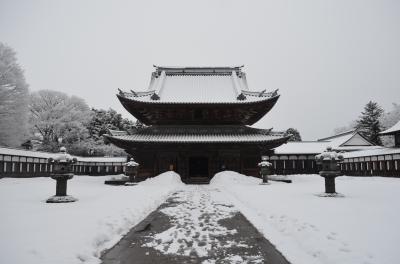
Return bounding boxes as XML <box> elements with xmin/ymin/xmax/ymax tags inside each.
<box><xmin>210</xmin><ymin>171</ymin><xmax>400</xmax><ymax>264</ymax></box>
<box><xmin>1</xmin><ymin>171</ymin><xmax>399</xmax><ymax>264</ymax></box>
<box><xmin>0</xmin><ymin>172</ymin><xmax>184</xmax><ymax>264</ymax></box>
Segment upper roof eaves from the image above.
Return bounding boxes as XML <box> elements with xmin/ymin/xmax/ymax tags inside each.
<box><xmin>153</xmin><ymin>65</ymin><xmax>244</xmax><ymax>75</ymax></box>
<box><xmin>119</xmin><ymin>65</ymin><xmax>279</xmax><ymax>104</ymax></box>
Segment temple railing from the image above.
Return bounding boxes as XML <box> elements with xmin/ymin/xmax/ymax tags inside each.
<box><xmin>340</xmin><ymin>153</ymin><xmax>400</xmax><ymax>177</ymax></box>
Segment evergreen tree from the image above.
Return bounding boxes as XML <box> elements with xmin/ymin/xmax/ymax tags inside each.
<box><xmin>284</xmin><ymin>128</ymin><xmax>302</xmax><ymax>142</ymax></box>
<box><xmin>356</xmin><ymin>101</ymin><xmax>384</xmax><ymax>145</ymax></box>
<box><xmin>87</xmin><ymin>108</ymin><xmax>136</xmax><ymax>141</ymax></box>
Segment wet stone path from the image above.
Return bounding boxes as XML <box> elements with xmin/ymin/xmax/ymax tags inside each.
<box><xmin>101</xmin><ymin>186</ymin><xmax>290</xmax><ymax>264</ymax></box>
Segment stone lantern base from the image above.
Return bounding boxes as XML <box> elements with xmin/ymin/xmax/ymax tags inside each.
<box><xmin>46</xmin><ymin>195</ymin><xmax>78</xmax><ymax>203</ymax></box>
<box><xmin>46</xmin><ymin>173</ymin><xmax>77</xmax><ymax>203</ymax></box>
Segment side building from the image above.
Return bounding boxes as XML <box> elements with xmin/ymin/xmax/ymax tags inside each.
<box><xmin>105</xmin><ymin>66</ymin><xmax>289</xmax><ymax>183</ymax></box>
<box><xmin>264</xmin><ymin>130</ymin><xmax>381</xmax><ymax>174</ymax></box>
<box><xmin>340</xmin><ymin>121</ymin><xmax>400</xmax><ymax>177</ymax></box>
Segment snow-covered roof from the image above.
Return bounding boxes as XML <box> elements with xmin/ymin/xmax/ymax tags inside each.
<box><xmin>105</xmin><ymin>126</ymin><xmax>287</xmax><ymax>144</ymax></box>
<box><xmin>317</xmin><ymin>130</ymin><xmax>356</xmax><ymax>141</ymax></box>
<box><xmin>380</xmin><ymin>120</ymin><xmax>400</xmax><ymax>135</ymax></box>
<box><xmin>273</xmin><ymin>131</ymin><xmax>378</xmax><ymax>155</ymax></box>
<box><xmin>273</xmin><ymin>142</ymin><xmax>329</xmax><ymax>154</ymax></box>
<box><xmin>0</xmin><ymin>147</ymin><xmax>126</xmax><ymax>163</ymax></box>
<box><xmin>121</xmin><ymin>66</ymin><xmax>279</xmax><ymax>104</ymax></box>
<box><xmin>108</xmin><ymin>130</ymin><xmax>129</xmax><ymax>137</ymax></box>
<box><xmin>342</xmin><ymin>147</ymin><xmax>400</xmax><ymax>159</ymax></box>
<box><xmin>0</xmin><ymin>147</ymin><xmax>53</xmax><ymax>159</ymax></box>
<box><xmin>76</xmin><ymin>157</ymin><xmax>127</xmax><ymax>163</ymax></box>
<box><xmin>326</xmin><ymin>132</ymin><xmax>373</xmax><ymax>147</ymax></box>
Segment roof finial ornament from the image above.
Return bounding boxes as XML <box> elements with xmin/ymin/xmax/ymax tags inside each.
<box><xmin>237</xmin><ymin>93</ymin><xmax>246</xmax><ymax>101</ymax></box>
<box><xmin>151</xmin><ymin>93</ymin><xmax>160</xmax><ymax>100</ymax></box>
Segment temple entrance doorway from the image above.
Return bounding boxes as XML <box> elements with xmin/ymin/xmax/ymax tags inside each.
<box><xmin>188</xmin><ymin>156</ymin><xmax>209</xmax><ymax>183</ymax></box>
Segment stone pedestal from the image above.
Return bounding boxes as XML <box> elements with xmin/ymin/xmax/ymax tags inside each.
<box><xmin>324</xmin><ymin>177</ymin><xmax>335</xmax><ymax>193</ymax></box>
<box><xmin>47</xmin><ymin>174</ymin><xmax>77</xmax><ymax>203</ymax></box>
<box><xmin>258</xmin><ymin>158</ymin><xmax>272</xmax><ymax>185</ymax></box>
<box><xmin>315</xmin><ymin>147</ymin><xmax>344</xmax><ymax>197</ymax></box>
<box><xmin>46</xmin><ymin>147</ymin><xmax>77</xmax><ymax>203</ymax></box>
<box><xmin>124</xmin><ymin>158</ymin><xmax>139</xmax><ymax>186</ymax></box>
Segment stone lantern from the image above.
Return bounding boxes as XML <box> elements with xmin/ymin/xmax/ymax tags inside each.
<box><xmin>125</xmin><ymin>158</ymin><xmax>139</xmax><ymax>185</ymax></box>
<box><xmin>258</xmin><ymin>157</ymin><xmax>272</xmax><ymax>185</ymax></box>
<box><xmin>315</xmin><ymin>146</ymin><xmax>344</xmax><ymax>196</ymax></box>
<box><xmin>46</xmin><ymin>147</ymin><xmax>78</xmax><ymax>203</ymax></box>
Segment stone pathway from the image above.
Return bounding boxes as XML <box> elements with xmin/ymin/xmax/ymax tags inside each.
<box><xmin>101</xmin><ymin>186</ymin><xmax>290</xmax><ymax>264</ymax></box>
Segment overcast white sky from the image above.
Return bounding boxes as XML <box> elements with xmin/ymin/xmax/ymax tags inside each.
<box><xmin>1</xmin><ymin>0</ymin><xmax>399</xmax><ymax>140</ymax></box>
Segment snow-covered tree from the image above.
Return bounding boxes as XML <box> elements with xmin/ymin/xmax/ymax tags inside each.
<box><xmin>0</xmin><ymin>43</ymin><xmax>29</xmax><ymax>147</ymax></box>
<box><xmin>29</xmin><ymin>90</ymin><xmax>92</xmax><ymax>152</ymax></box>
<box><xmin>380</xmin><ymin>103</ymin><xmax>400</xmax><ymax>146</ymax></box>
<box><xmin>333</xmin><ymin>120</ymin><xmax>357</xmax><ymax>135</ymax></box>
<box><xmin>87</xmin><ymin>108</ymin><xmax>136</xmax><ymax>141</ymax></box>
<box><xmin>356</xmin><ymin>101</ymin><xmax>384</xmax><ymax>145</ymax></box>
<box><xmin>284</xmin><ymin>128</ymin><xmax>302</xmax><ymax>142</ymax></box>
<box><xmin>381</xmin><ymin>103</ymin><xmax>400</xmax><ymax>129</ymax></box>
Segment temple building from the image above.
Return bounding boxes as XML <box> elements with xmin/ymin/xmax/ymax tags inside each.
<box><xmin>104</xmin><ymin>66</ymin><xmax>289</xmax><ymax>183</ymax></box>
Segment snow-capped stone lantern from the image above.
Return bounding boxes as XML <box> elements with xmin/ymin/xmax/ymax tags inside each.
<box><xmin>315</xmin><ymin>146</ymin><xmax>344</xmax><ymax>196</ymax></box>
<box><xmin>46</xmin><ymin>147</ymin><xmax>78</xmax><ymax>203</ymax></box>
<box><xmin>258</xmin><ymin>157</ymin><xmax>272</xmax><ymax>184</ymax></box>
<box><xmin>125</xmin><ymin>158</ymin><xmax>139</xmax><ymax>184</ymax></box>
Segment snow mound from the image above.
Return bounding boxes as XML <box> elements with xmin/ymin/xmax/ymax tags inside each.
<box><xmin>210</xmin><ymin>171</ymin><xmax>260</xmax><ymax>186</ymax></box>
<box><xmin>140</xmin><ymin>171</ymin><xmax>184</xmax><ymax>186</ymax></box>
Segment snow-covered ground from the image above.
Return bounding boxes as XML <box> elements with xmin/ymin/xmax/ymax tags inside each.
<box><xmin>211</xmin><ymin>172</ymin><xmax>400</xmax><ymax>264</ymax></box>
<box><xmin>0</xmin><ymin>172</ymin><xmax>184</xmax><ymax>264</ymax></box>
<box><xmin>1</xmin><ymin>171</ymin><xmax>399</xmax><ymax>264</ymax></box>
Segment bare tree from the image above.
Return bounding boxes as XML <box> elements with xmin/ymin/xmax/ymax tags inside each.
<box><xmin>0</xmin><ymin>43</ymin><xmax>29</xmax><ymax>147</ymax></box>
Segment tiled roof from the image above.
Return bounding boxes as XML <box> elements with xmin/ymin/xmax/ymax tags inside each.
<box><xmin>120</xmin><ymin>66</ymin><xmax>278</xmax><ymax>104</ymax></box>
<box><xmin>105</xmin><ymin>126</ymin><xmax>287</xmax><ymax>143</ymax></box>
<box><xmin>0</xmin><ymin>147</ymin><xmax>52</xmax><ymax>159</ymax></box>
